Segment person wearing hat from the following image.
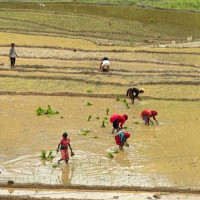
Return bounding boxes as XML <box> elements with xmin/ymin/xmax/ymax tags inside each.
<box><xmin>57</xmin><ymin>132</ymin><xmax>74</xmax><ymax>164</ymax></box>
<box><xmin>115</xmin><ymin>131</ymin><xmax>130</xmax><ymax>150</ymax></box>
<box><xmin>110</xmin><ymin>114</ymin><xmax>128</xmax><ymax>134</ymax></box>
<box><xmin>100</xmin><ymin>57</ymin><xmax>110</xmax><ymax>72</ymax></box>
<box><xmin>140</xmin><ymin>109</ymin><xmax>158</xmax><ymax>125</ymax></box>
<box><xmin>126</xmin><ymin>88</ymin><xmax>144</xmax><ymax>104</ymax></box>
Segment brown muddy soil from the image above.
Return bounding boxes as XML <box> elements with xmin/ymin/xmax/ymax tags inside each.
<box><xmin>0</xmin><ymin>31</ymin><xmax>200</xmax><ymax>200</ymax></box>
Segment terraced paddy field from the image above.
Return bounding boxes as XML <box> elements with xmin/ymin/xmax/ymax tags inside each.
<box><xmin>0</xmin><ymin>2</ymin><xmax>200</xmax><ymax>199</ymax></box>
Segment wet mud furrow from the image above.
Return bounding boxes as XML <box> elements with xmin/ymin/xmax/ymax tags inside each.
<box><xmin>1</xmin><ymin>183</ymin><xmax>200</xmax><ymax>195</ymax></box>
<box><xmin>1</xmin><ymin>73</ymin><xmax>200</xmax><ymax>86</ymax></box>
<box><xmin>135</xmin><ymin>50</ymin><xmax>200</xmax><ymax>56</ymax></box>
<box><xmin>17</xmin><ymin>65</ymin><xmax>200</xmax><ymax>74</ymax></box>
<box><xmin>0</xmin><ymin>91</ymin><xmax>199</xmax><ymax>101</ymax></box>
<box><xmin>1</xmin><ymin>67</ymin><xmax>200</xmax><ymax>78</ymax></box>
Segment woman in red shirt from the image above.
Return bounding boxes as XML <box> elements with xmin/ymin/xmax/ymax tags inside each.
<box><xmin>57</xmin><ymin>132</ymin><xmax>74</xmax><ymax>164</ymax></box>
<box><xmin>141</xmin><ymin>109</ymin><xmax>158</xmax><ymax>125</ymax></box>
<box><xmin>110</xmin><ymin>114</ymin><xmax>128</xmax><ymax>134</ymax></box>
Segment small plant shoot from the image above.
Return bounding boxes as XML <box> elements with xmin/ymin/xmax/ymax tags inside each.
<box><xmin>106</xmin><ymin>108</ymin><xmax>110</xmax><ymax>115</ymax></box>
<box><xmin>116</xmin><ymin>94</ymin><xmax>121</xmax><ymax>101</ymax></box>
<box><xmin>101</xmin><ymin>120</ymin><xmax>106</xmax><ymax>128</ymax></box>
<box><xmin>36</xmin><ymin>105</ymin><xmax>59</xmax><ymax>116</ymax></box>
<box><xmin>88</xmin><ymin>115</ymin><xmax>92</xmax><ymax>121</ymax></box>
<box><xmin>87</xmin><ymin>102</ymin><xmax>93</xmax><ymax>106</ymax></box>
<box><xmin>87</xmin><ymin>89</ymin><xmax>93</xmax><ymax>93</ymax></box>
<box><xmin>108</xmin><ymin>152</ymin><xmax>114</xmax><ymax>158</ymax></box>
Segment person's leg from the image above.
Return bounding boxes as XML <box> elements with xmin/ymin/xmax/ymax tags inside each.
<box><xmin>111</xmin><ymin>128</ymin><xmax>115</xmax><ymax>134</ymax></box>
<box><xmin>13</xmin><ymin>58</ymin><xmax>16</xmax><ymax>68</ymax></box>
<box><xmin>58</xmin><ymin>158</ymin><xmax>63</xmax><ymax>164</ymax></box>
<box><xmin>112</xmin><ymin>119</ymin><xmax>118</xmax><ymax>134</ymax></box>
<box><xmin>10</xmin><ymin>58</ymin><xmax>13</xmax><ymax>69</ymax></box>
<box><xmin>143</xmin><ymin>116</ymin><xmax>149</xmax><ymax>125</ymax></box>
<box><xmin>106</xmin><ymin>65</ymin><xmax>109</xmax><ymax>72</ymax></box>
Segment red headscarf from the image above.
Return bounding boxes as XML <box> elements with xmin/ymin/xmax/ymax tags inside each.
<box><xmin>151</xmin><ymin>110</ymin><xmax>158</xmax><ymax>116</ymax></box>
<box><xmin>123</xmin><ymin>114</ymin><xmax>128</xmax><ymax>120</ymax></box>
<box><xmin>123</xmin><ymin>132</ymin><xmax>130</xmax><ymax>138</ymax></box>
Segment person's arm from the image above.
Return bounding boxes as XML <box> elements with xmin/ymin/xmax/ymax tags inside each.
<box><xmin>68</xmin><ymin>143</ymin><xmax>72</xmax><ymax>151</ymax></box>
<box><xmin>56</xmin><ymin>143</ymin><xmax>61</xmax><ymax>153</ymax></box>
<box><xmin>153</xmin><ymin>116</ymin><xmax>158</xmax><ymax>124</ymax></box>
<box><xmin>15</xmin><ymin>52</ymin><xmax>18</xmax><ymax>57</ymax></box>
<box><xmin>120</xmin><ymin>118</ymin><xmax>125</xmax><ymax>128</ymax></box>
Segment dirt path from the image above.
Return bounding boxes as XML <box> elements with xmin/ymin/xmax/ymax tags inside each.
<box><xmin>1</xmin><ymin>186</ymin><xmax>200</xmax><ymax>200</ymax></box>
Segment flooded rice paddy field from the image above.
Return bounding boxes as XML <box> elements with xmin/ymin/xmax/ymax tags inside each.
<box><xmin>0</xmin><ymin>19</ymin><xmax>200</xmax><ymax>194</ymax></box>
<box><xmin>0</xmin><ymin>96</ymin><xmax>200</xmax><ymax>190</ymax></box>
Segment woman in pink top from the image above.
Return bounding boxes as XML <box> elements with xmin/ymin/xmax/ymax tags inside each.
<box><xmin>140</xmin><ymin>109</ymin><xmax>158</xmax><ymax>125</ymax></box>
<box><xmin>57</xmin><ymin>132</ymin><xmax>74</xmax><ymax>164</ymax></box>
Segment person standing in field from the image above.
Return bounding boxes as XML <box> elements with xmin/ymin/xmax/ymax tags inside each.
<box><xmin>126</xmin><ymin>88</ymin><xmax>144</xmax><ymax>104</ymax></box>
<box><xmin>57</xmin><ymin>132</ymin><xmax>74</xmax><ymax>164</ymax></box>
<box><xmin>140</xmin><ymin>109</ymin><xmax>158</xmax><ymax>125</ymax></box>
<box><xmin>9</xmin><ymin>43</ymin><xmax>18</xmax><ymax>69</ymax></box>
<box><xmin>110</xmin><ymin>114</ymin><xmax>128</xmax><ymax>134</ymax></box>
<box><xmin>100</xmin><ymin>57</ymin><xmax>110</xmax><ymax>72</ymax></box>
<box><xmin>115</xmin><ymin>131</ymin><xmax>130</xmax><ymax>150</ymax></box>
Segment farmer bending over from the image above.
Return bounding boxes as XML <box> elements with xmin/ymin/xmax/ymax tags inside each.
<box><xmin>110</xmin><ymin>114</ymin><xmax>128</xmax><ymax>134</ymax></box>
<box><xmin>141</xmin><ymin>109</ymin><xmax>158</xmax><ymax>125</ymax></box>
<box><xmin>57</xmin><ymin>132</ymin><xmax>74</xmax><ymax>164</ymax></box>
<box><xmin>100</xmin><ymin>57</ymin><xmax>110</xmax><ymax>72</ymax></box>
<box><xmin>115</xmin><ymin>131</ymin><xmax>130</xmax><ymax>150</ymax></box>
<box><xmin>126</xmin><ymin>88</ymin><xmax>144</xmax><ymax>104</ymax></box>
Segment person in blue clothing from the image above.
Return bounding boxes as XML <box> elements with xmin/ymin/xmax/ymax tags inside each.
<box><xmin>115</xmin><ymin>131</ymin><xmax>130</xmax><ymax>150</ymax></box>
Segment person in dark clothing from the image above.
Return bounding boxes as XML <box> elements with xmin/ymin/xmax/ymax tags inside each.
<box><xmin>126</xmin><ymin>88</ymin><xmax>144</xmax><ymax>104</ymax></box>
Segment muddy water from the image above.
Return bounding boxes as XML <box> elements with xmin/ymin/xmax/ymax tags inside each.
<box><xmin>1</xmin><ymin>2</ymin><xmax>200</xmax><ymax>39</ymax></box>
<box><xmin>0</xmin><ymin>96</ymin><xmax>200</xmax><ymax>190</ymax></box>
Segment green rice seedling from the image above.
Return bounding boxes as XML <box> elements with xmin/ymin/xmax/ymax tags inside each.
<box><xmin>87</xmin><ymin>102</ymin><xmax>93</xmax><ymax>106</ymax></box>
<box><xmin>87</xmin><ymin>89</ymin><xmax>93</xmax><ymax>93</ymax></box>
<box><xmin>126</xmin><ymin>102</ymin><xmax>130</xmax><ymax>109</ymax></box>
<box><xmin>88</xmin><ymin>115</ymin><xmax>92</xmax><ymax>121</ymax></box>
<box><xmin>123</xmin><ymin>126</ymin><xmax>128</xmax><ymax>130</ymax></box>
<box><xmin>121</xmin><ymin>98</ymin><xmax>127</xmax><ymax>103</ymax></box>
<box><xmin>90</xmin><ymin>136</ymin><xmax>98</xmax><ymax>139</ymax></box>
<box><xmin>106</xmin><ymin>108</ymin><xmax>110</xmax><ymax>115</ymax></box>
<box><xmin>114</xmin><ymin>150</ymin><xmax>119</xmax><ymax>154</ymax></box>
<box><xmin>52</xmin><ymin>164</ymin><xmax>58</xmax><ymax>168</ymax></box>
<box><xmin>116</xmin><ymin>94</ymin><xmax>121</xmax><ymax>101</ymax></box>
<box><xmin>108</xmin><ymin>152</ymin><xmax>114</xmax><ymax>158</ymax></box>
<box><xmin>133</xmin><ymin>121</ymin><xmax>139</xmax><ymax>124</ymax></box>
<box><xmin>81</xmin><ymin>130</ymin><xmax>90</xmax><ymax>134</ymax></box>
<box><xmin>36</xmin><ymin>107</ymin><xmax>44</xmax><ymax>116</ymax></box>
<box><xmin>150</xmin><ymin>18</ymin><xmax>154</xmax><ymax>25</ymax></box>
<box><xmin>103</xmin><ymin>117</ymin><xmax>108</xmax><ymax>120</ymax></box>
<box><xmin>47</xmin><ymin>150</ymin><xmax>54</xmax><ymax>160</ymax></box>
<box><xmin>40</xmin><ymin>150</ymin><xmax>46</xmax><ymax>160</ymax></box>
<box><xmin>37</xmin><ymin>105</ymin><xmax>59</xmax><ymax>116</ymax></box>
<box><xmin>96</xmin><ymin>116</ymin><xmax>100</xmax><ymax>120</ymax></box>
<box><xmin>101</xmin><ymin>120</ymin><xmax>106</xmax><ymax>128</ymax></box>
